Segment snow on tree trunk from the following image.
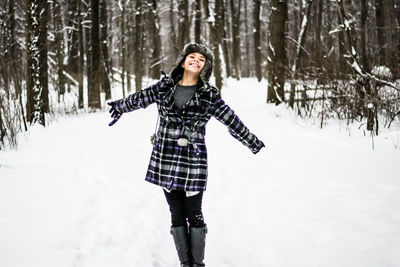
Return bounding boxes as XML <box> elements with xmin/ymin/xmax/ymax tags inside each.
<box><xmin>288</xmin><ymin>0</ymin><xmax>313</xmax><ymax>108</ymax></box>
<box><xmin>267</xmin><ymin>0</ymin><xmax>287</xmax><ymax>104</ymax></box>
<box><xmin>100</xmin><ymin>0</ymin><xmax>111</xmax><ymax>100</ymax></box>
<box><xmin>26</xmin><ymin>0</ymin><xmax>48</xmax><ymax>126</ymax></box>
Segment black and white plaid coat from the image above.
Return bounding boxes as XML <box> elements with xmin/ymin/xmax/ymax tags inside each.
<box><xmin>113</xmin><ymin>74</ymin><xmax>265</xmax><ymax>191</ymax></box>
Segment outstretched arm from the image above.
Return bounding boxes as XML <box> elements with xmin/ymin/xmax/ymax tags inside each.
<box><xmin>107</xmin><ymin>75</ymin><xmax>171</xmax><ymax>126</ymax></box>
<box><xmin>211</xmin><ymin>90</ymin><xmax>265</xmax><ymax>154</ymax></box>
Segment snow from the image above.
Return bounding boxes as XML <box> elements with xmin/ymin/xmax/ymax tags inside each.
<box><xmin>1</xmin><ymin>78</ymin><xmax>400</xmax><ymax>267</ymax></box>
<box><xmin>371</xmin><ymin>65</ymin><xmax>393</xmax><ymax>79</ymax></box>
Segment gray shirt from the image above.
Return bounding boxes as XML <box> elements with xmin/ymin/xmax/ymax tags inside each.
<box><xmin>174</xmin><ymin>83</ymin><xmax>199</xmax><ymax>110</ymax></box>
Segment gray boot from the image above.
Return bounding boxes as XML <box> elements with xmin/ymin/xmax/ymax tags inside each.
<box><xmin>189</xmin><ymin>225</ymin><xmax>207</xmax><ymax>267</ymax></box>
<box><xmin>170</xmin><ymin>226</ymin><xmax>192</xmax><ymax>267</ymax></box>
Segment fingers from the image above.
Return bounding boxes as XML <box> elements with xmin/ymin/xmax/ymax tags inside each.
<box><xmin>108</xmin><ymin>112</ymin><xmax>122</xmax><ymax>126</ymax></box>
<box><xmin>111</xmin><ymin>110</ymin><xmax>118</xmax><ymax>118</ymax></box>
<box><xmin>107</xmin><ymin>101</ymin><xmax>122</xmax><ymax>126</ymax></box>
<box><xmin>108</xmin><ymin>118</ymin><xmax>119</xmax><ymax>126</ymax></box>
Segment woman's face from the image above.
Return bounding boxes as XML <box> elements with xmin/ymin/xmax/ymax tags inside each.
<box><xmin>181</xmin><ymin>52</ymin><xmax>206</xmax><ymax>76</ymax></box>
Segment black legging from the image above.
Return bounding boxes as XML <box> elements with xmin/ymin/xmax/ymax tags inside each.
<box><xmin>163</xmin><ymin>190</ymin><xmax>206</xmax><ymax>228</ymax></box>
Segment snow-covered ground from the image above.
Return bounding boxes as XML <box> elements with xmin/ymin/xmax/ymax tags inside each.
<box><xmin>1</xmin><ymin>78</ymin><xmax>400</xmax><ymax>267</ymax></box>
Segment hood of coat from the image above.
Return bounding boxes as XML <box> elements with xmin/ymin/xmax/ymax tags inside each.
<box><xmin>169</xmin><ymin>43</ymin><xmax>214</xmax><ymax>85</ymax></box>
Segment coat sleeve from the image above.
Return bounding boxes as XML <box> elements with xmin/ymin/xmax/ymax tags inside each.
<box><xmin>211</xmin><ymin>89</ymin><xmax>265</xmax><ymax>154</ymax></box>
<box><xmin>113</xmin><ymin>79</ymin><xmax>165</xmax><ymax>113</ymax></box>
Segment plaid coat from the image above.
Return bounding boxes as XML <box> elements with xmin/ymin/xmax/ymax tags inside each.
<box><xmin>114</xmin><ymin>74</ymin><xmax>265</xmax><ymax>191</ymax></box>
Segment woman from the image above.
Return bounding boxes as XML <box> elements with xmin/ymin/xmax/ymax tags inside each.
<box><xmin>108</xmin><ymin>43</ymin><xmax>265</xmax><ymax>267</ymax></box>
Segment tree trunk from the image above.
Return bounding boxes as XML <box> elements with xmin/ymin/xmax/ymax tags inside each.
<box><xmin>375</xmin><ymin>0</ymin><xmax>393</xmax><ymax>68</ymax></box>
<box><xmin>100</xmin><ymin>0</ymin><xmax>111</xmax><ymax>100</ymax></box>
<box><xmin>67</xmin><ymin>0</ymin><xmax>79</xmax><ymax>80</ymax></box>
<box><xmin>203</xmin><ymin>0</ymin><xmax>223</xmax><ymax>90</ymax></box>
<box><xmin>177</xmin><ymin>0</ymin><xmax>189</xmax><ymax>52</ymax></box>
<box><xmin>169</xmin><ymin>0</ymin><xmax>178</xmax><ymax>62</ymax></box>
<box><xmin>135</xmin><ymin>0</ymin><xmax>144</xmax><ymax>92</ymax></box>
<box><xmin>148</xmin><ymin>0</ymin><xmax>162</xmax><ymax>80</ymax></box>
<box><xmin>1</xmin><ymin>0</ymin><xmax>10</xmax><ymax>98</ymax></box>
<box><xmin>89</xmin><ymin>0</ymin><xmax>101</xmax><ymax>109</ymax></box>
<box><xmin>397</xmin><ymin>0</ymin><xmax>400</xmax><ymax>77</ymax></box>
<box><xmin>288</xmin><ymin>0</ymin><xmax>313</xmax><ymax>108</ymax></box>
<box><xmin>253</xmin><ymin>0</ymin><xmax>262</xmax><ymax>81</ymax></box>
<box><xmin>53</xmin><ymin>0</ymin><xmax>66</xmax><ymax>100</ymax></box>
<box><xmin>336</xmin><ymin>0</ymin><xmax>377</xmax><ymax>133</ymax></box>
<box><xmin>78</xmin><ymin>0</ymin><xmax>85</xmax><ymax>108</ymax></box>
<box><xmin>214</xmin><ymin>0</ymin><xmax>223</xmax><ymax>89</ymax></box>
<box><xmin>360</xmin><ymin>0</ymin><xmax>369</xmax><ymax>72</ymax></box>
<box><xmin>315</xmin><ymin>0</ymin><xmax>324</xmax><ymax>72</ymax></box>
<box><xmin>26</xmin><ymin>0</ymin><xmax>48</xmax><ymax>125</ymax></box>
<box><xmin>243</xmin><ymin>0</ymin><xmax>250</xmax><ymax>77</ymax></box>
<box><xmin>195</xmin><ymin>0</ymin><xmax>202</xmax><ymax>43</ymax></box>
<box><xmin>222</xmin><ymin>0</ymin><xmax>231</xmax><ymax>78</ymax></box>
<box><xmin>267</xmin><ymin>0</ymin><xmax>287</xmax><ymax>104</ymax></box>
<box><xmin>337</xmin><ymin>12</ymin><xmax>346</xmax><ymax>78</ymax></box>
<box><xmin>121</xmin><ymin>0</ymin><xmax>126</xmax><ymax>97</ymax></box>
<box><xmin>230</xmin><ymin>0</ymin><xmax>241</xmax><ymax>79</ymax></box>
<box><xmin>85</xmin><ymin>2</ymin><xmax>92</xmax><ymax>108</ymax></box>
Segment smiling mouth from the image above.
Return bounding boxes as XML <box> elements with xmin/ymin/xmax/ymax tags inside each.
<box><xmin>190</xmin><ymin>63</ymin><xmax>200</xmax><ymax>68</ymax></box>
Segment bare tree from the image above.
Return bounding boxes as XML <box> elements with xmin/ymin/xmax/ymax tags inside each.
<box><xmin>194</xmin><ymin>0</ymin><xmax>202</xmax><ymax>43</ymax></box>
<box><xmin>267</xmin><ymin>0</ymin><xmax>287</xmax><ymax>104</ymax></box>
<box><xmin>134</xmin><ymin>0</ymin><xmax>144</xmax><ymax>92</ymax></box>
<box><xmin>100</xmin><ymin>0</ymin><xmax>111</xmax><ymax>100</ymax></box>
<box><xmin>221</xmin><ymin>0</ymin><xmax>231</xmax><ymax>78</ymax></box>
<box><xmin>203</xmin><ymin>0</ymin><xmax>223</xmax><ymax>90</ymax></box>
<box><xmin>288</xmin><ymin>0</ymin><xmax>313</xmax><ymax>108</ymax></box>
<box><xmin>121</xmin><ymin>0</ymin><xmax>127</xmax><ymax>97</ymax></box>
<box><xmin>147</xmin><ymin>0</ymin><xmax>163</xmax><ymax>80</ymax></box>
<box><xmin>78</xmin><ymin>0</ymin><xmax>85</xmax><ymax>108</ymax></box>
<box><xmin>66</xmin><ymin>0</ymin><xmax>80</xmax><ymax>81</ymax></box>
<box><xmin>52</xmin><ymin>0</ymin><xmax>66</xmax><ymax>101</ymax></box>
<box><xmin>242</xmin><ymin>0</ymin><xmax>251</xmax><ymax>77</ymax></box>
<box><xmin>230</xmin><ymin>0</ymin><xmax>241</xmax><ymax>79</ymax></box>
<box><xmin>253</xmin><ymin>0</ymin><xmax>262</xmax><ymax>82</ymax></box>
<box><xmin>26</xmin><ymin>0</ymin><xmax>49</xmax><ymax>125</ymax></box>
<box><xmin>169</xmin><ymin>0</ymin><xmax>179</xmax><ymax>62</ymax></box>
<box><xmin>375</xmin><ymin>0</ymin><xmax>393</xmax><ymax>69</ymax></box>
<box><xmin>89</xmin><ymin>0</ymin><xmax>101</xmax><ymax>109</ymax></box>
<box><xmin>177</xmin><ymin>0</ymin><xmax>189</xmax><ymax>52</ymax></box>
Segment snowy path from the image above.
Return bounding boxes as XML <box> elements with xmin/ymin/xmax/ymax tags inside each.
<box><xmin>1</xmin><ymin>79</ymin><xmax>400</xmax><ymax>267</ymax></box>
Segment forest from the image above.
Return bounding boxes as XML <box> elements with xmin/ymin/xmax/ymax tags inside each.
<box><xmin>0</xmin><ymin>0</ymin><xmax>399</xmax><ymax>149</ymax></box>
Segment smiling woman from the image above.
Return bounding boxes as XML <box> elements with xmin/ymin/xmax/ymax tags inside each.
<box><xmin>107</xmin><ymin>43</ymin><xmax>265</xmax><ymax>266</ymax></box>
<box><xmin>179</xmin><ymin>52</ymin><xmax>206</xmax><ymax>85</ymax></box>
